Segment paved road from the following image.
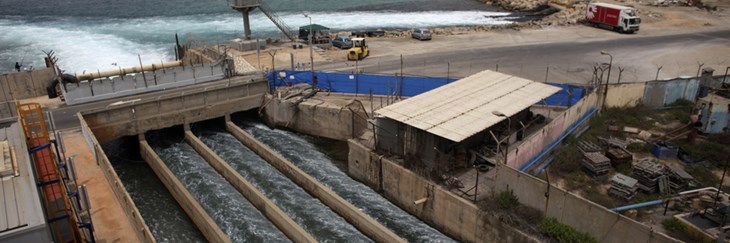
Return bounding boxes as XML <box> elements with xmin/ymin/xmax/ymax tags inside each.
<box><xmin>50</xmin><ymin>29</ymin><xmax>730</xmax><ymax>130</ymax></box>
<box><xmin>319</xmin><ymin>29</ymin><xmax>730</xmax><ymax>85</ymax></box>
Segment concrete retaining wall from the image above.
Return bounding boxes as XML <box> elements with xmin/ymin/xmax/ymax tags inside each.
<box><xmin>78</xmin><ymin>114</ymin><xmax>155</xmax><ymax>243</ymax></box>
<box><xmin>138</xmin><ymin>136</ymin><xmax>231</xmax><ymax>243</ymax></box>
<box><xmin>82</xmin><ymin>77</ymin><xmax>267</xmax><ymax>143</ymax></box>
<box><xmin>605</xmin><ymin>82</ymin><xmax>645</xmax><ymax>108</ymax></box>
<box><xmin>348</xmin><ymin>140</ymin><xmax>539</xmax><ymax>243</ymax></box>
<box><xmin>347</xmin><ymin>140</ymin><xmax>382</xmax><ymax>191</ymax></box>
<box><xmin>492</xmin><ymin>164</ymin><xmax>678</xmax><ymax>243</ymax></box>
<box><xmin>0</xmin><ymin>68</ymin><xmax>55</xmax><ymax>100</ymax></box>
<box><xmin>226</xmin><ymin>122</ymin><xmax>404</xmax><ymax>243</ymax></box>
<box><xmin>183</xmin><ymin>130</ymin><xmax>316</xmax><ymax>243</ymax></box>
<box><xmin>261</xmin><ymin>95</ymin><xmax>360</xmax><ymax>141</ymax></box>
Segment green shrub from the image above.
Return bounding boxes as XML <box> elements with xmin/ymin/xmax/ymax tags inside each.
<box><xmin>539</xmin><ymin>217</ymin><xmax>598</xmax><ymax>243</ymax></box>
<box><xmin>496</xmin><ymin>190</ymin><xmax>520</xmax><ymax>210</ymax></box>
<box><xmin>662</xmin><ymin>218</ymin><xmax>686</xmax><ymax>232</ymax></box>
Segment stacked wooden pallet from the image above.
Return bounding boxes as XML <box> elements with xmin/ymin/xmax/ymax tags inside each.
<box><xmin>582</xmin><ymin>152</ymin><xmax>612</xmax><ymax>176</ymax></box>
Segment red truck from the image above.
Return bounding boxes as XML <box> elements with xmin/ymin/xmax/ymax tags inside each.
<box><xmin>586</xmin><ymin>2</ymin><xmax>641</xmax><ymax>33</ymax></box>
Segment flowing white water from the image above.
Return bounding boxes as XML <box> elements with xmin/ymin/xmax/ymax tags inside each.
<box><xmin>150</xmin><ymin>136</ymin><xmax>290</xmax><ymax>242</ymax></box>
<box><xmin>240</xmin><ymin>122</ymin><xmax>457</xmax><ymax>243</ymax></box>
<box><xmin>198</xmin><ymin>129</ymin><xmax>373</xmax><ymax>242</ymax></box>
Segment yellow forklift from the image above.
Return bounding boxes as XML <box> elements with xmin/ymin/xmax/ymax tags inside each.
<box><xmin>347</xmin><ymin>38</ymin><xmax>369</xmax><ymax>61</ymax></box>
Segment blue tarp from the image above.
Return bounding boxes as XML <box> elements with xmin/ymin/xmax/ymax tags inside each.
<box><xmin>267</xmin><ymin>70</ymin><xmax>589</xmax><ymax>107</ymax></box>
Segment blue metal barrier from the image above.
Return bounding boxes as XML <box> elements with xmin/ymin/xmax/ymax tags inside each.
<box><xmin>267</xmin><ymin>70</ymin><xmax>587</xmax><ymax>107</ymax></box>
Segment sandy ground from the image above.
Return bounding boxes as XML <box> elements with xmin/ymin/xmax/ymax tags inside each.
<box><xmin>60</xmin><ymin>130</ymin><xmax>138</xmax><ymax>243</ymax></box>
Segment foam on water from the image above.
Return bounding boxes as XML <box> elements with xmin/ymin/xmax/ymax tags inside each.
<box><xmin>151</xmin><ymin>140</ymin><xmax>289</xmax><ymax>242</ymax></box>
<box><xmin>198</xmin><ymin>130</ymin><xmax>373</xmax><ymax>242</ymax></box>
<box><xmin>0</xmin><ymin>18</ymin><xmax>170</xmax><ymax>74</ymax></box>
<box><xmin>240</xmin><ymin>122</ymin><xmax>457</xmax><ymax>243</ymax></box>
<box><xmin>102</xmin><ymin>138</ymin><xmax>205</xmax><ymax>243</ymax></box>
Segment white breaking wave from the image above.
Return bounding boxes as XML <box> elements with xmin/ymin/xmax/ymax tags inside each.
<box><xmin>0</xmin><ymin>19</ymin><xmax>171</xmax><ymax>74</ymax></box>
<box><xmin>0</xmin><ymin>10</ymin><xmax>513</xmax><ymax>73</ymax></box>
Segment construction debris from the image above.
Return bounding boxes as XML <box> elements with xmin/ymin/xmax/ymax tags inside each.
<box><xmin>582</xmin><ymin>152</ymin><xmax>612</xmax><ymax>176</ymax></box>
<box><xmin>665</xmin><ymin>163</ymin><xmax>695</xmax><ymax>192</ymax></box>
<box><xmin>606</xmin><ymin>147</ymin><xmax>633</xmax><ymax>168</ymax></box>
<box><xmin>598</xmin><ymin>136</ymin><xmax>629</xmax><ymax>149</ymax></box>
<box><xmin>609</xmin><ymin>173</ymin><xmax>639</xmax><ymax>201</ymax></box>
<box><xmin>638</xmin><ymin>130</ymin><xmax>653</xmax><ymax>140</ymax></box>
<box><xmin>624</xmin><ymin>126</ymin><xmax>641</xmax><ymax>134</ymax></box>
<box><xmin>577</xmin><ymin>140</ymin><xmax>602</xmax><ymax>154</ymax></box>
<box><xmin>632</xmin><ymin>158</ymin><xmax>667</xmax><ymax>193</ymax></box>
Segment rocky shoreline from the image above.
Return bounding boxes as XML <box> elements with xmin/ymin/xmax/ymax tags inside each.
<box><xmin>327</xmin><ymin>0</ymin><xmax>587</xmax><ymax>39</ymax></box>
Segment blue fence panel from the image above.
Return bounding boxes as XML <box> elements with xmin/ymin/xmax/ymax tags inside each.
<box><xmin>664</xmin><ymin>79</ymin><xmax>688</xmax><ymax>106</ymax></box>
<box><xmin>267</xmin><ymin>70</ymin><xmax>589</xmax><ymax>107</ymax></box>
<box><xmin>268</xmin><ymin>70</ymin><xmax>454</xmax><ymax>96</ymax></box>
<box><xmin>542</xmin><ymin>84</ymin><xmax>588</xmax><ymax>107</ymax></box>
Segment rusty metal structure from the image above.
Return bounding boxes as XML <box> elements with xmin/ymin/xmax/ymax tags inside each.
<box><xmin>17</xmin><ymin>103</ymin><xmax>94</xmax><ymax>242</ymax></box>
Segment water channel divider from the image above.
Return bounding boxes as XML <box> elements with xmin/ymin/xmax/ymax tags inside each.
<box><xmin>183</xmin><ymin>128</ymin><xmax>317</xmax><ymax>243</ymax></box>
<box><xmin>225</xmin><ymin>118</ymin><xmax>406</xmax><ymax>243</ymax></box>
<box><xmin>138</xmin><ymin>134</ymin><xmax>232</xmax><ymax>243</ymax></box>
<box><xmin>78</xmin><ymin>113</ymin><xmax>155</xmax><ymax>243</ymax></box>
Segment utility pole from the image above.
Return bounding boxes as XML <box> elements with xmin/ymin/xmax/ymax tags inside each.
<box><xmin>600</xmin><ymin>51</ymin><xmax>613</xmax><ymax>111</ymax></box>
<box><xmin>304</xmin><ymin>14</ymin><xmax>315</xmax><ymax>84</ymax></box>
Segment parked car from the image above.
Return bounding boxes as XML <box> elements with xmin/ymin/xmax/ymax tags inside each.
<box><xmin>411</xmin><ymin>28</ymin><xmax>432</xmax><ymax>41</ymax></box>
<box><xmin>332</xmin><ymin>36</ymin><xmax>353</xmax><ymax>49</ymax></box>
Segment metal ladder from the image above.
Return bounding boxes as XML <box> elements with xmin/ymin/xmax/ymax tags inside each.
<box><xmin>257</xmin><ymin>1</ymin><xmax>297</xmax><ymax>41</ymax></box>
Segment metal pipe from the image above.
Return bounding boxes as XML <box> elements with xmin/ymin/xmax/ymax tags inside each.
<box><xmin>414</xmin><ymin>198</ymin><xmax>428</xmax><ymax>205</ymax></box>
<box><xmin>76</xmin><ymin>60</ymin><xmax>182</xmax><ymax>80</ymax></box>
<box><xmin>611</xmin><ymin>187</ymin><xmax>720</xmax><ymax>212</ymax></box>
<box><xmin>611</xmin><ymin>199</ymin><xmax>664</xmax><ymax>212</ymax></box>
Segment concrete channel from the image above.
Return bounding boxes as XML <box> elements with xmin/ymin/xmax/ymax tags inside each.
<box><xmin>183</xmin><ymin>126</ymin><xmax>317</xmax><ymax>243</ymax></box>
<box><xmin>138</xmin><ymin>134</ymin><xmax>231</xmax><ymax>243</ymax></box>
<box><xmin>146</xmin><ymin>129</ymin><xmax>290</xmax><ymax>242</ymax></box>
<box><xmin>225</xmin><ymin>118</ymin><xmax>406</xmax><ymax>243</ymax></box>
<box><xmin>240</xmin><ymin>121</ymin><xmax>456</xmax><ymax>243</ymax></box>
<box><xmin>193</xmin><ymin>124</ymin><xmax>373</xmax><ymax>242</ymax></box>
<box><xmin>80</xmin><ymin>75</ymin><xmax>455</xmax><ymax>242</ymax></box>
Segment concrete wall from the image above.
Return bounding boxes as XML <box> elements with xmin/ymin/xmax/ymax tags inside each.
<box><xmin>348</xmin><ymin>140</ymin><xmax>382</xmax><ymax>191</ymax></box>
<box><xmin>604</xmin><ymin>77</ymin><xmax>708</xmax><ymax>108</ymax></box>
<box><xmin>506</xmin><ymin>92</ymin><xmax>598</xmax><ymax>169</ymax></box>
<box><xmin>82</xmin><ymin>77</ymin><xmax>267</xmax><ymax>143</ymax></box>
<box><xmin>348</xmin><ymin>141</ymin><xmax>540</xmax><ymax>243</ymax></box>
<box><xmin>605</xmin><ymin>82</ymin><xmax>645</xmax><ymax>108</ymax></box>
<box><xmin>492</xmin><ymin>164</ymin><xmax>678</xmax><ymax>243</ymax></box>
<box><xmin>0</xmin><ymin>68</ymin><xmax>55</xmax><ymax>100</ymax></box>
<box><xmin>226</xmin><ymin>122</ymin><xmax>405</xmax><ymax>243</ymax></box>
<box><xmin>138</xmin><ymin>136</ymin><xmax>231</xmax><ymax>243</ymax></box>
<box><xmin>184</xmin><ymin>129</ymin><xmax>317</xmax><ymax>243</ymax></box>
<box><xmin>78</xmin><ymin>114</ymin><xmax>155</xmax><ymax>243</ymax></box>
<box><xmin>62</xmin><ymin>62</ymin><xmax>228</xmax><ymax>105</ymax></box>
<box><xmin>262</xmin><ymin>95</ymin><xmax>362</xmax><ymax>141</ymax></box>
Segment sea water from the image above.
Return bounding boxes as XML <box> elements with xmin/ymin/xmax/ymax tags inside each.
<box><xmin>0</xmin><ymin>0</ymin><xmax>513</xmax><ymax>73</ymax></box>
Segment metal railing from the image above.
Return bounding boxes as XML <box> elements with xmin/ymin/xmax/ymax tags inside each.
<box><xmin>257</xmin><ymin>1</ymin><xmax>297</xmax><ymax>41</ymax></box>
<box><xmin>229</xmin><ymin>0</ymin><xmax>261</xmax><ymax>7</ymax></box>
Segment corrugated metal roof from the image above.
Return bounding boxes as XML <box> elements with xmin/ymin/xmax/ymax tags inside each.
<box><xmin>377</xmin><ymin>70</ymin><xmax>561</xmax><ymax>142</ymax></box>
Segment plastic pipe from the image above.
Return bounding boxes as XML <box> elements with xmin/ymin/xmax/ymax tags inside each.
<box><xmin>610</xmin><ymin>187</ymin><xmax>719</xmax><ymax>212</ymax></box>
<box><xmin>76</xmin><ymin>60</ymin><xmax>182</xmax><ymax>80</ymax></box>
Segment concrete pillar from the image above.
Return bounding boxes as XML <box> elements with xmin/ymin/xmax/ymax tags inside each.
<box><xmin>242</xmin><ymin>10</ymin><xmax>252</xmax><ymax>40</ymax></box>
